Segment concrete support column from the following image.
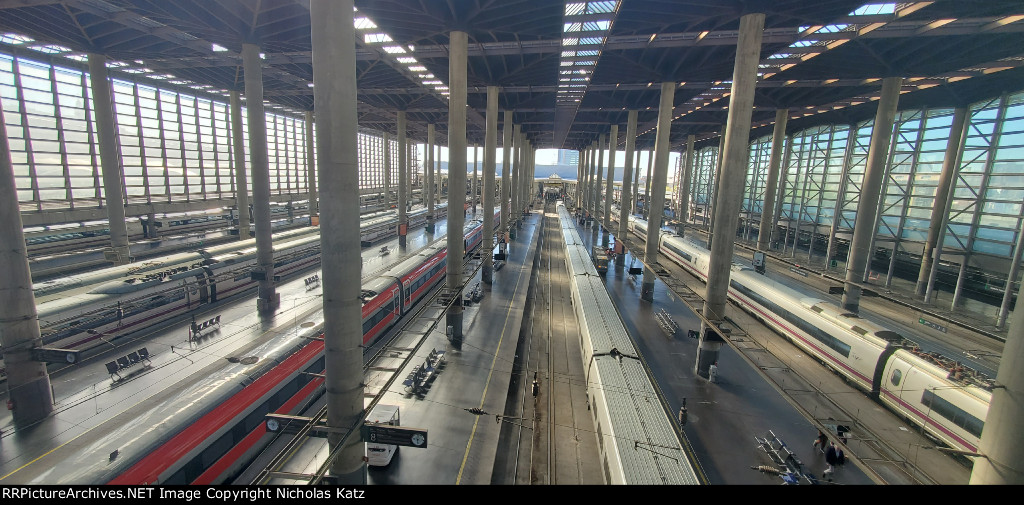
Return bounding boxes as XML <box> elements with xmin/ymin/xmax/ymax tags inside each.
<box><xmin>383</xmin><ymin>132</ymin><xmax>391</xmax><ymax>210</ymax></box>
<box><xmin>604</xmin><ymin>125</ymin><xmax>618</xmax><ymax>238</ymax></box>
<box><xmin>500</xmin><ymin>111</ymin><xmax>512</xmax><ymax>241</ymax></box>
<box><xmin>707</xmin><ymin>130</ymin><xmax>727</xmax><ymax>245</ymax></box>
<box><xmin>756</xmin><ymin>109</ymin><xmax>789</xmax><ymax>251</ymax></box>
<box><xmin>998</xmin><ymin>216</ymin><xmax>1024</xmax><ymax>328</ymax></box>
<box><xmin>397</xmin><ymin>111</ymin><xmax>408</xmax><ymax>247</ymax></box>
<box><xmin>644</xmin><ymin>148</ymin><xmax>653</xmax><ymax>219</ymax></box>
<box><xmin>510</xmin><ymin>126</ymin><xmax>521</xmax><ymax>235</ymax></box>
<box><xmin>310</xmin><ymin>0</ymin><xmax>364</xmax><ymax>483</ymax></box>
<box><xmin>698</xmin><ymin>13</ymin><xmax>765</xmax><ymax>378</ymax></box>
<box><xmin>241</xmin><ymin>43</ymin><xmax>277</xmax><ymax>311</ymax></box>
<box><xmin>447</xmin><ymin>31</ymin><xmax>468</xmax><ymax>347</ymax></box>
<box><xmin>483</xmin><ymin>87</ymin><xmax>498</xmax><ymax>283</ymax></box>
<box><xmin>917</xmin><ymin>107</ymin><xmax>968</xmax><ymax>296</ymax></box>
<box><xmin>1</xmin><ymin>96</ymin><xmax>53</xmax><ymax>426</ymax></box>
<box><xmin>88</xmin><ymin>54</ymin><xmax>130</xmax><ymax>265</ymax></box>
<box><xmin>633</xmin><ymin>145</ymin><xmax>640</xmax><ymax>215</ymax></box>
<box><xmin>595</xmin><ymin>134</ymin><xmax>606</xmax><ymax>227</ymax></box>
<box><xmin>841</xmin><ymin>77</ymin><xmax>902</xmax><ymax>313</ymax></box>
<box><xmin>305</xmin><ymin>110</ymin><xmax>318</xmax><ymax>222</ymax></box>
<box><xmin>472</xmin><ymin>144</ymin><xmax>478</xmax><ymax>214</ymax></box>
<box><xmin>426</xmin><ymin>124</ymin><xmax>435</xmax><ymax>232</ymax></box>
<box><xmin>641</xmin><ymin>81</ymin><xmax>677</xmax><ymax>302</ymax></box>
<box><xmin>229</xmin><ymin>91</ymin><xmax>251</xmax><ymax>239</ymax></box>
<box><xmin>436</xmin><ymin>143</ymin><xmax>443</xmax><ymax>204</ymax></box>
<box><xmin>617</xmin><ymin>110</ymin><xmax>637</xmax><ymax>264</ymax></box>
<box><xmin>577</xmin><ymin>150</ymin><xmax>585</xmax><ymax>203</ymax></box>
<box><xmin>678</xmin><ymin>134</ymin><xmax>695</xmax><ymax>236</ymax></box>
<box><xmin>591</xmin><ymin>142</ymin><xmax>600</xmax><ymax>221</ymax></box>
<box><xmin>585</xmin><ymin>142</ymin><xmax>593</xmax><ymax>214</ymax></box>
<box><xmin>971</xmin><ymin>294</ymin><xmax>1024</xmax><ymax>484</ymax></box>
<box><xmin>521</xmin><ymin>141</ymin><xmax>530</xmax><ymax>214</ymax></box>
<box><xmin>529</xmin><ymin>143</ymin><xmax>536</xmax><ymax>206</ymax></box>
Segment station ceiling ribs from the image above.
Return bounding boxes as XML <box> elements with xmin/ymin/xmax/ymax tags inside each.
<box><xmin>0</xmin><ymin>0</ymin><xmax>1021</xmax><ymax>148</ymax></box>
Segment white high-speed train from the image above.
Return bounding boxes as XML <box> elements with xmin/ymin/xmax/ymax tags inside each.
<box><xmin>620</xmin><ymin>213</ymin><xmax>992</xmax><ymax>455</ymax></box>
<box><xmin>30</xmin><ymin>203</ymin><xmax>449</xmax><ymax>304</ymax></box>
<box><xmin>557</xmin><ymin>202</ymin><xmax>702</xmax><ymax>484</ymax></box>
<box><xmin>24</xmin><ymin>201</ymin><xmax>309</xmax><ymax>257</ymax></box>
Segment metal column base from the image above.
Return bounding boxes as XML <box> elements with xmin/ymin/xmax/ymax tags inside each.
<box><xmin>9</xmin><ymin>375</ymin><xmax>54</xmax><ymax>426</ymax></box>
<box><xmin>694</xmin><ymin>340</ymin><xmax>723</xmax><ymax>379</ymax></box>
<box><xmin>447</xmin><ymin>312</ymin><xmax>463</xmax><ymax>349</ymax></box>
<box><xmin>257</xmin><ymin>292</ymin><xmax>281</xmax><ymax>312</ymax></box>
<box><xmin>641</xmin><ymin>281</ymin><xmax>655</xmax><ymax>302</ymax></box>
<box><xmin>105</xmin><ymin>245</ymin><xmax>132</xmax><ymax>266</ymax></box>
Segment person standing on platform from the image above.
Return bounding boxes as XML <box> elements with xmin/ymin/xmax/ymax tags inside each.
<box><xmin>824</xmin><ymin>442</ymin><xmax>839</xmax><ymax>476</ymax></box>
<box><xmin>813</xmin><ymin>430</ymin><xmax>828</xmax><ymax>452</ymax></box>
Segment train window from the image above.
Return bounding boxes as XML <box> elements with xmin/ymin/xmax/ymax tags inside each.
<box><xmin>922</xmin><ymin>389</ymin><xmax>984</xmax><ymax>438</ymax></box>
<box><xmin>890</xmin><ymin>369</ymin><xmax>902</xmax><ymax>386</ymax></box>
<box><xmin>201</xmin><ymin>432</ymin><xmax>236</xmax><ymax>468</ymax></box>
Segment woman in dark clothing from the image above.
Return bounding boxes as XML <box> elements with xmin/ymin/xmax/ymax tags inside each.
<box><xmin>813</xmin><ymin>430</ymin><xmax>828</xmax><ymax>452</ymax></box>
<box><xmin>824</xmin><ymin>442</ymin><xmax>839</xmax><ymax>475</ymax></box>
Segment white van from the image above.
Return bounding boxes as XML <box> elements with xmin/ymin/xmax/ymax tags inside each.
<box><xmin>365</xmin><ymin>404</ymin><xmax>400</xmax><ymax>467</ymax></box>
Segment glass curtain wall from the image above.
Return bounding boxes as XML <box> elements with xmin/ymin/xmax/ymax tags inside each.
<box><xmin>2</xmin><ymin>50</ymin><xmax>410</xmax><ymax>215</ymax></box>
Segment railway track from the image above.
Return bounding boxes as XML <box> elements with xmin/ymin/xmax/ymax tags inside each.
<box><xmin>617</xmin><ymin>232</ymin><xmax>955</xmax><ymax>485</ymax></box>
<box><xmin>250</xmin><ymin>237</ymin><xmax>489</xmax><ymax>484</ymax></box>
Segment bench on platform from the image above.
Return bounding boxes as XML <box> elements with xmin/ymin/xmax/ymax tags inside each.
<box><xmin>105</xmin><ymin>347</ymin><xmax>152</xmax><ymax>381</ymax></box>
<box><xmin>189</xmin><ymin>315</ymin><xmax>221</xmax><ymax>342</ymax></box>
<box><xmin>402</xmin><ymin>348</ymin><xmax>446</xmax><ymax>394</ymax></box>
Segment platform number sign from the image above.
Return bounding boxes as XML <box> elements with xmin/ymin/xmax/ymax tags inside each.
<box><xmin>360</xmin><ymin>423</ymin><xmax>429</xmax><ymax>448</ymax></box>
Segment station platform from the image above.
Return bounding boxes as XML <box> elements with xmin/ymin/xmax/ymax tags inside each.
<box><xmin>365</xmin><ymin>210</ymin><xmax>541</xmax><ymax>485</ymax></box>
<box><xmin>0</xmin><ymin>215</ymin><xmax>459</xmax><ymax>484</ymax></box>
<box><xmin>574</xmin><ymin>221</ymin><xmax>875</xmax><ymax>484</ymax></box>
<box><xmin>237</xmin><ymin>209</ymin><xmax>544</xmax><ymax>485</ymax></box>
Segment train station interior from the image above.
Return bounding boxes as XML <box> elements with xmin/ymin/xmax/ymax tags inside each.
<box><xmin>1</xmin><ymin>0</ymin><xmax>1023</xmax><ymax>485</ymax></box>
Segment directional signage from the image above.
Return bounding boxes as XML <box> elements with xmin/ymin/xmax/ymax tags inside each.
<box><xmin>360</xmin><ymin>423</ymin><xmax>428</xmax><ymax>448</ymax></box>
<box><xmin>31</xmin><ymin>347</ymin><xmax>81</xmax><ymax>364</ymax></box>
<box><xmin>918</xmin><ymin>317</ymin><xmax>948</xmax><ymax>333</ymax></box>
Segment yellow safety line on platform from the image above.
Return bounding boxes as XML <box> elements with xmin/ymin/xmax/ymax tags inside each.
<box><xmin>0</xmin><ymin>300</ymin><xmax>323</xmax><ymax>483</ymax></box>
<box><xmin>455</xmin><ymin>221</ymin><xmax>534</xmax><ymax>485</ymax></box>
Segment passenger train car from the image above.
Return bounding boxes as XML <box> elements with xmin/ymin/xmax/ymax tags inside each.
<box><xmin>621</xmin><ymin>213</ymin><xmax>993</xmax><ymax>455</ymax></box>
<box><xmin>30</xmin><ymin>204</ymin><xmax>451</xmax><ymax>304</ymax></box>
<box><xmin>26</xmin><ymin>201</ymin><xmax>448</xmax><ymax>281</ymax></box>
<box><xmin>1</xmin><ymin>206</ymin><xmax>496</xmax><ymax>382</ymax></box>
<box><xmin>24</xmin><ymin>202</ymin><xmax>309</xmax><ymax>257</ymax></box>
<box><xmin>557</xmin><ymin>202</ymin><xmax>701</xmax><ymax>484</ymax></box>
<box><xmin>6</xmin><ymin>216</ymin><xmax>495</xmax><ymax>484</ymax></box>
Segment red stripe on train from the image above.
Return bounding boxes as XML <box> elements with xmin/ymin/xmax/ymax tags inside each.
<box><xmin>109</xmin><ymin>340</ymin><xmax>324</xmax><ymax>484</ymax></box>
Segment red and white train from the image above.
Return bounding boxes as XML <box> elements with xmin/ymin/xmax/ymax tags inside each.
<box><xmin>3</xmin><ymin>211</ymin><xmax>499</xmax><ymax>484</ymax></box>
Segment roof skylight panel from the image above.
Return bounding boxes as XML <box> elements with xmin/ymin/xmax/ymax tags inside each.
<box><xmin>565</xmin><ymin>3</ymin><xmax>586</xmax><ymax>15</ymax></box>
<box><xmin>354</xmin><ymin>17</ymin><xmax>377</xmax><ymax>30</ymax></box>
<box><xmin>0</xmin><ymin>33</ymin><xmax>33</xmax><ymax>44</ymax></box>
<box><xmin>31</xmin><ymin>44</ymin><xmax>71</xmax><ymax>54</ymax></box>
<box><xmin>364</xmin><ymin>33</ymin><xmax>393</xmax><ymax>43</ymax></box>
<box><xmin>850</xmin><ymin>3</ymin><xmax>895</xmax><ymax>16</ymax></box>
<box><xmin>589</xmin><ymin>0</ymin><xmax>616</xmax><ymax>14</ymax></box>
